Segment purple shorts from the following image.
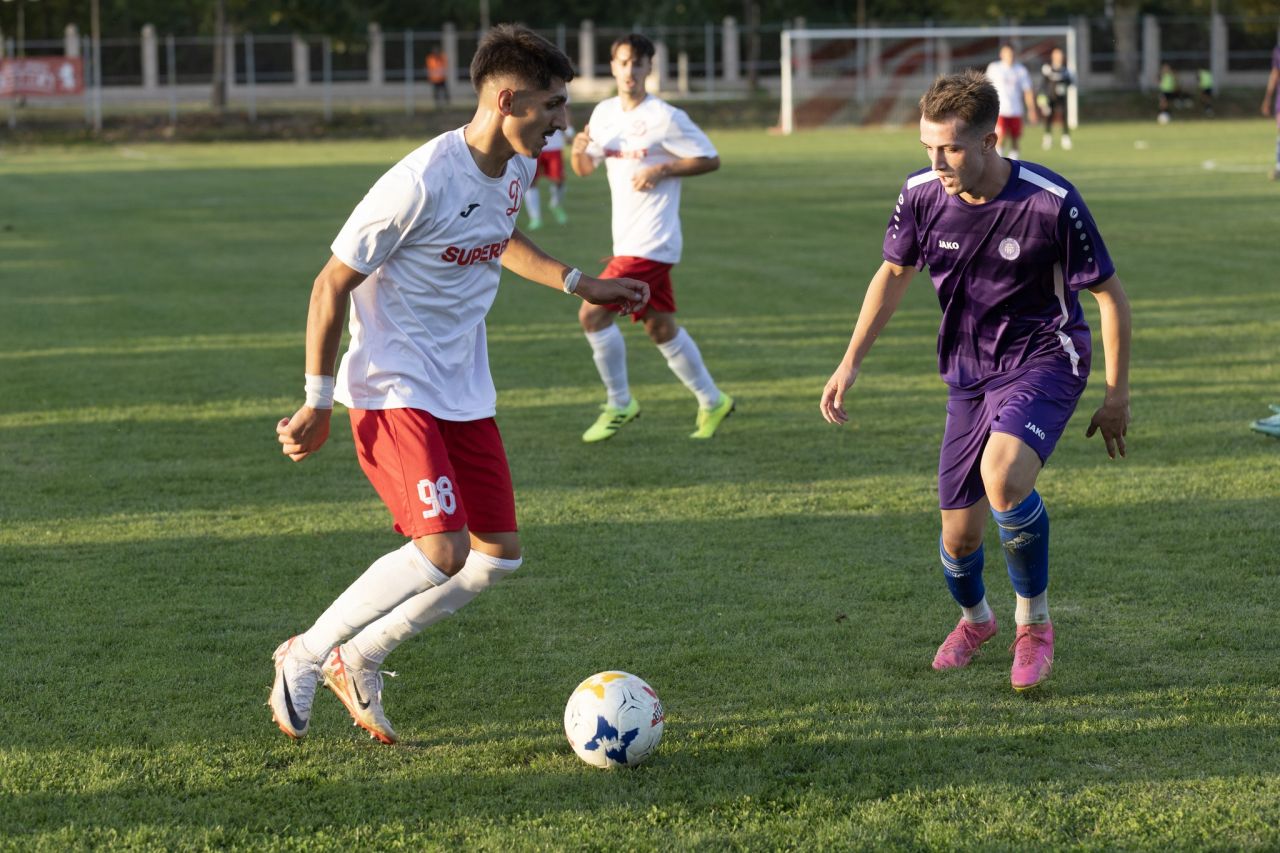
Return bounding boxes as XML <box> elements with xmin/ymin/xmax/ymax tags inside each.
<box><xmin>938</xmin><ymin>361</ymin><xmax>1087</xmax><ymax>510</ymax></box>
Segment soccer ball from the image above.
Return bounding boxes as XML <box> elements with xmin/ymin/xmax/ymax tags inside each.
<box><xmin>563</xmin><ymin>671</ymin><xmax>664</xmax><ymax>768</ymax></box>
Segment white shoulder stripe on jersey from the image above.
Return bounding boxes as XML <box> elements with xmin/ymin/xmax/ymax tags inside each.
<box><xmin>1018</xmin><ymin>167</ymin><xmax>1068</xmax><ymax>198</ymax></box>
<box><xmin>906</xmin><ymin>172</ymin><xmax>940</xmax><ymax>190</ymax></box>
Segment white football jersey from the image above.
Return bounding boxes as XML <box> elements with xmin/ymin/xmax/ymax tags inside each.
<box><xmin>330</xmin><ymin>127</ymin><xmax>533</xmax><ymax>420</ymax></box>
<box><xmin>582</xmin><ymin>95</ymin><xmax>717</xmax><ymax>264</ymax></box>
<box><xmin>985</xmin><ymin>60</ymin><xmax>1034</xmax><ymax>118</ymax></box>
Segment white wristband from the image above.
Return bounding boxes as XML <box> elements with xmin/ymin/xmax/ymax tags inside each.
<box><xmin>304</xmin><ymin>374</ymin><xmax>335</xmax><ymax>410</ymax></box>
<box><xmin>563</xmin><ymin>267</ymin><xmax>582</xmax><ymax>294</ymax></box>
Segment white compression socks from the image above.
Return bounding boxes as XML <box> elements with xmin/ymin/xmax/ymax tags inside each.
<box><xmin>656</xmin><ymin>327</ymin><xmax>721</xmax><ymax>409</ymax></box>
<box><xmin>550</xmin><ymin>183</ymin><xmax>566</xmax><ymax>207</ymax></box>
<box><xmin>294</xmin><ymin>541</ymin><xmax>451</xmax><ymax>662</ymax></box>
<box><xmin>585</xmin><ymin>324</ymin><xmax>631</xmax><ymax>409</ymax></box>
<box><xmin>524</xmin><ymin>187</ymin><xmax>542</xmax><ymax>221</ymax></box>
<box><xmin>346</xmin><ymin>550</ymin><xmax>523</xmax><ymax>666</ymax></box>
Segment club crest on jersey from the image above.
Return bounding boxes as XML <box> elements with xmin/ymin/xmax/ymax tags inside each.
<box><xmin>505</xmin><ymin>179</ymin><xmax>522</xmax><ymax>217</ymax></box>
<box><xmin>998</xmin><ymin>237</ymin><xmax>1021</xmax><ymax>260</ymax></box>
<box><xmin>441</xmin><ymin>238</ymin><xmax>510</xmax><ymax>266</ymax></box>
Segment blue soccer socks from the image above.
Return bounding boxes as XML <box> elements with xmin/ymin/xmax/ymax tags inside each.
<box><xmin>940</xmin><ymin>539</ymin><xmax>986</xmax><ymax>609</ymax></box>
<box><xmin>992</xmin><ymin>490</ymin><xmax>1050</xmax><ymax>601</ymax></box>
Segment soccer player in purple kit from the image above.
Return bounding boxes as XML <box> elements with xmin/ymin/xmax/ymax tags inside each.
<box><xmin>820</xmin><ymin>70</ymin><xmax>1131</xmax><ymax>692</ymax></box>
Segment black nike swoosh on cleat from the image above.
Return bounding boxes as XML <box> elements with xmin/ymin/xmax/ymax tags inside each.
<box><xmin>460</xmin><ymin>203</ymin><xmax>480</xmax><ymax>217</ymax></box>
<box><xmin>350</xmin><ymin>679</ymin><xmax>371</xmax><ymax>710</ymax></box>
<box><xmin>282</xmin><ymin>680</ymin><xmax>307</xmax><ymax>733</ymax></box>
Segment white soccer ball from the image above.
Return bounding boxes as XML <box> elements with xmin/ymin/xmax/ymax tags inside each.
<box><xmin>563</xmin><ymin>671</ymin><xmax>665</xmax><ymax>768</ymax></box>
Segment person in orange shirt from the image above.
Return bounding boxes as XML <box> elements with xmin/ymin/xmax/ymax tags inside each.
<box><xmin>426</xmin><ymin>46</ymin><xmax>449</xmax><ymax>106</ymax></box>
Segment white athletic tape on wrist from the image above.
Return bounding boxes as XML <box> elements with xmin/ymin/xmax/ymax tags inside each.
<box><xmin>304</xmin><ymin>374</ymin><xmax>335</xmax><ymax>410</ymax></box>
<box><xmin>563</xmin><ymin>267</ymin><xmax>582</xmax><ymax>294</ymax></box>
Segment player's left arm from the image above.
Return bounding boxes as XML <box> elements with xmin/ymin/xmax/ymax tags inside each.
<box><xmin>501</xmin><ymin>228</ymin><xmax>649</xmax><ymax>314</ymax></box>
<box><xmin>1084</xmin><ymin>274</ymin><xmax>1132</xmax><ymax>459</ymax></box>
<box><xmin>632</xmin><ymin>155</ymin><xmax>720</xmax><ymax>191</ymax></box>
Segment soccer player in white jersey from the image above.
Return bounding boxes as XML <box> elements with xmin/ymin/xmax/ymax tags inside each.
<box><xmin>269</xmin><ymin>25</ymin><xmax>649</xmax><ymax>744</ymax></box>
<box><xmin>821</xmin><ymin>71</ymin><xmax>1131</xmax><ymax>692</ymax></box>
<box><xmin>570</xmin><ymin>33</ymin><xmax>735</xmax><ymax>442</ymax></box>
<box><xmin>985</xmin><ymin>44</ymin><xmax>1038</xmax><ymax>160</ymax></box>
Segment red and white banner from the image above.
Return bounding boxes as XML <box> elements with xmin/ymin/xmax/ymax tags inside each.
<box><xmin>0</xmin><ymin>57</ymin><xmax>84</xmax><ymax>97</ymax></box>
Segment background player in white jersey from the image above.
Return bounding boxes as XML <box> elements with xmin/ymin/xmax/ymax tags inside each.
<box><xmin>985</xmin><ymin>44</ymin><xmax>1037</xmax><ymax>159</ymax></box>
<box><xmin>269</xmin><ymin>24</ymin><xmax>648</xmax><ymax>744</ymax></box>
<box><xmin>570</xmin><ymin>33</ymin><xmax>735</xmax><ymax>442</ymax></box>
<box><xmin>524</xmin><ymin>126</ymin><xmax>573</xmax><ymax>230</ymax></box>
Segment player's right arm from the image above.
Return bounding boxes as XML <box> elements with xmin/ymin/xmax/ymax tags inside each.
<box><xmin>276</xmin><ymin>256</ymin><xmax>366</xmax><ymax>462</ymax></box>
<box><xmin>820</xmin><ymin>261</ymin><xmax>915</xmax><ymax>425</ymax></box>
<box><xmin>570</xmin><ymin>126</ymin><xmax>598</xmax><ymax>177</ymax></box>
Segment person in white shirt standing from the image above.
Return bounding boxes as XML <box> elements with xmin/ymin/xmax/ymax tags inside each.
<box><xmin>269</xmin><ymin>24</ymin><xmax>648</xmax><ymax>745</ymax></box>
<box><xmin>985</xmin><ymin>44</ymin><xmax>1038</xmax><ymax>160</ymax></box>
<box><xmin>570</xmin><ymin>33</ymin><xmax>735</xmax><ymax>442</ymax></box>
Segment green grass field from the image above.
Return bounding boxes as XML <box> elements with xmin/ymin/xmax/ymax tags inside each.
<box><xmin>2</xmin><ymin>119</ymin><xmax>1279</xmax><ymax>850</ymax></box>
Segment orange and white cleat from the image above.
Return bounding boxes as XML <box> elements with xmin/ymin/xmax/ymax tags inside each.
<box><xmin>322</xmin><ymin>645</ymin><xmax>399</xmax><ymax>745</ymax></box>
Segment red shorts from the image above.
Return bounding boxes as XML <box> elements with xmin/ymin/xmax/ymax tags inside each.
<box><xmin>534</xmin><ymin>150</ymin><xmax>564</xmax><ymax>184</ymax></box>
<box><xmin>600</xmin><ymin>256</ymin><xmax>675</xmax><ymax>320</ymax></box>
<box><xmin>996</xmin><ymin>116</ymin><xmax>1024</xmax><ymax>140</ymax></box>
<box><xmin>349</xmin><ymin>408</ymin><xmax>517</xmax><ymax>538</ymax></box>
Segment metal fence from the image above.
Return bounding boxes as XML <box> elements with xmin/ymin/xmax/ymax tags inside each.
<box><xmin>3</xmin><ymin>15</ymin><xmax>1278</xmax><ymax>129</ymax></box>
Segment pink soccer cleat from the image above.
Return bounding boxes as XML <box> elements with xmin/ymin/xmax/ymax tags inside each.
<box><xmin>1010</xmin><ymin>622</ymin><xmax>1054</xmax><ymax>691</ymax></box>
<box><xmin>931</xmin><ymin>616</ymin><xmax>998</xmax><ymax>670</ymax></box>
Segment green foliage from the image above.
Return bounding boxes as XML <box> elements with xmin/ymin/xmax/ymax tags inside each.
<box><xmin>1</xmin><ymin>119</ymin><xmax>1278</xmax><ymax>849</ymax></box>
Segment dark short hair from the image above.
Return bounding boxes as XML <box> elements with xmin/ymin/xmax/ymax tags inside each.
<box><xmin>470</xmin><ymin>24</ymin><xmax>575</xmax><ymax>92</ymax></box>
<box><xmin>611</xmin><ymin>33</ymin><xmax>655</xmax><ymax>61</ymax></box>
<box><xmin>919</xmin><ymin>70</ymin><xmax>1000</xmax><ymax>135</ymax></box>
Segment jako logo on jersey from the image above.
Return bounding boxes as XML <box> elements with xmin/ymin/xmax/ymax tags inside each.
<box><xmin>504</xmin><ymin>179</ymin><xmax>522</xmax><ymax>217</ymax></box>
<box><xmin>1024</xmin><ymin>420</ymin><xmax>1046</xmax><ymax>440</ymax></box>
<box><xmin>441</xmin><ymin>239</ymin><xmax>510</xmax><ymax>266</ymax></box>
<box><xmin>938</xmin><ymin>240</ymin><xmax>960</xmax><ymax>250</ymax></box>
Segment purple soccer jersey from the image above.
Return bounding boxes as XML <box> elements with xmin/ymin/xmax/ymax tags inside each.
<box><xmin>884</xmin><ymin>160</ymin><xmax>1115</xmax><ymax>397</ymax></box>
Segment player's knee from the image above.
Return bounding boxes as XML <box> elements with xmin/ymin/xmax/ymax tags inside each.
<box><xmin>645</xmin><ymin>315</ymin><xmax>677</xmax><ymax>344</ymax></box>
<box><xmin>579</xmin><ymin>303</ymin><xmax>612</xmax><ymax>332</ymax></box>
<box><xmin>942</xmin><ymin>531</ymin><xmax>983</xmax><ymax>559</ymax></box>
<box><xmin>413</xmin><ymin>531</ymin><xmax>471</xmax><ymax>575</ymax></box>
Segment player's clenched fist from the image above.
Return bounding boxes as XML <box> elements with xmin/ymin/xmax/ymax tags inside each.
<box><xmin>276</xmin><ymin>406</ymin><xmax>331</xmax><ymax>462</ymax></box>
<box><xmin>576</xmin><ymin>275</ymin><xmax>649</xmax><ymax>316</ymax></box>
<box><xmin>572</xmin><ymin>126</ymin><xmax>592</xmax><ymax>155</ymax></box>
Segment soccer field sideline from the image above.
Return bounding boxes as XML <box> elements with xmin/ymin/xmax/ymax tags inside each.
<box><xmin>1</xmin><ymin>120</ymin><xmax>1278</xmax><ymax>849</ymax></box>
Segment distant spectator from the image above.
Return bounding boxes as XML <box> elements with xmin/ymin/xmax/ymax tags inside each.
<box><xmin>1263</xmin><ymin>40</ymin><xmax>1280</xmax><ymax>180</ymax></box>
<box><xmin>1197</xmin><ymin>67</ymin><xmax>1214</xmax><ymax>116</ymax></box>
<box><xmin>426</xmin><ymin>46</ymin><xmax>449</xmax><ymax>106</ymax></box>
<box><xmin>1157</xmin><ymin>64</ymin><xmax>1188</xmax><ymax>124</ymax></box>
<box><xmin>1039</xmin><ymin>47</ymin><xmax>1074</xmax><ymax>151</ymax></box>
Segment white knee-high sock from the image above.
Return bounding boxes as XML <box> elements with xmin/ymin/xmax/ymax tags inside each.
<box><xmin>295</xmin><ymin>541</ymin><xmax>451</xmax><ymax>662</ymax></box>
<box><xmin>656</xmin><ymin>327</ymin><xmax>721</xmax><ymax>409</ymax></box>
<box><xmin>550</xmin><ymin>183</ymin><xmax>566</xmax><ymax>207</ymax></box>
<box><xmin>585</xmin><ymin>324</ymin><xmax>630</xmax><ymax>409</ymax></box>
<box><xmin>524</xmin><ymin>187</ymin><xmax>542</xmax><ymax>221</ymax></box>
<box><xmin>347</xmin><ymin>551</ymin><xmax>522</xmax><ymax>665</ymax></box>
